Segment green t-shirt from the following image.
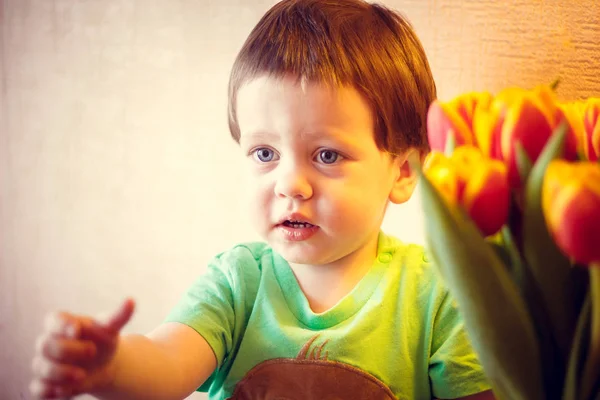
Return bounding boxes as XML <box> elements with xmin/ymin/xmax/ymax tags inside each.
<box><xmin>165</xmin><ymin>231</ymin><xmax>490</xmax><ymax>399</ymax></box>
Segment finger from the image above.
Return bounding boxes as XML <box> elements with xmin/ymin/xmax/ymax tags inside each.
<box><xmin>36</xmin><ymin>334</ymin><xmax>97</xmax><ymax>364</ymax></box>
<box><xmin>41</xmin><ymin>299</ymin><xmax>134</xmax><ymax>345</ymax></box>
<box><xmin>49</xmin><ymin>385</ymin><xmax>74</xmax><ymax>399</ymax></box>
<box><xmin>32</xmin><ymin>356</ymin><xmax>86</xmax><ymax>383</ymax></box>
<box><xmin>29</xmin><ymin>379</ymin><xmax>55</xmax><ymax>399</ymax></box>
<box><xmin>29</xmin><ymin>379</ymin><xmax>76</xmax><ymax>399</ymax></box>
<box><xmin>43</xmin><ymin>311</ymin><xmax>113</xmax><ymax>346</ymax></box>
<box><xmin>43</xmin><ymin>312</ymin><xmax>79</xmax><ymax>338</ymax></box>
<box><xmin>99</xmin><ymin>298</ymin><xmax>135</xmax><ymax>333</ymax></box>
<box><xmin>78</xmin><ymin>316</ymin><xmax>119</xmax><ymax>344</ymax></box>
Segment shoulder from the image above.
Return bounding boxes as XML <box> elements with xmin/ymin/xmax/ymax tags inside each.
<box><xmin>379</xmin><ymin>232</ymin><xmax>430</xmax><ymax>267</ymax></box>
<box><xmin>215</xmin><ymin>241</ymin><xmax>273</xmax><ymax>265</ymax></box>
<box><xmin>381</xmin><ymin>232</ymin><xmax>449</xmax><ymax>309</ymax></box>
<box><xmin>382</xmin><ymin>233</ymin><xmax>442</xmax><ymax>288</ymax></box>
<box><xmin>206</xmin><ymin>241</ymin><xmax>275</xmax><ymax>283</ymax></box>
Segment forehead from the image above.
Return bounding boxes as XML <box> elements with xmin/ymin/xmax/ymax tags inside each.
<box><xmin>236</xmin><ymin>75</ymin><xmax>375</xmax><ymax>142</ymax></box>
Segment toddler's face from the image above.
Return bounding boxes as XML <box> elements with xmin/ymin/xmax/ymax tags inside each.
<box><xmin>236</xmin><ymin>75</ymin><xmax>403</xmax><ymax>265</ymax></box>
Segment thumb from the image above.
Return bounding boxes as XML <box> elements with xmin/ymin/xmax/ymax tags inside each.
<box><xmin>98</xmin><ymin>298</ymin><xmax>136</xmax><ymax>333</ymax></box>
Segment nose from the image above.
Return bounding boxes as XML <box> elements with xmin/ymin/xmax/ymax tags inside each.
<box><xmin>274</xmin><ymin>160</ymin><xmax>313</xmax><ymax>200</ymax></box>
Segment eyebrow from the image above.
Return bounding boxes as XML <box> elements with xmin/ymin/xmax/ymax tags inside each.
<box><xmin>301</xmin><ymin>129</ymin><xmax>362</xmax><ymax>149</ymax></box>
<box><xmin>240</xmin><ymin>131</ymin><xmax>279</xmax><ymax>142</ymax></box>
<box><xmin>240</xmin><ymin>129</ymin><xmax>361</xmax><ymax>148</ymax></box>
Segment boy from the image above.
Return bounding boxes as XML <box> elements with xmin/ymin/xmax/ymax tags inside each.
<box><xmin>30</xmin><ymin>0</ymin><xmax>494</xmax><ymax>399</ymax></box>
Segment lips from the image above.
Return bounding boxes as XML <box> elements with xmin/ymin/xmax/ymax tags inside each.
<box><xmin>282</xmin><ymin>220</ymin><xmax>315</xmax><ymax>228</ymax></box>
<box><xmin>274</xmin><ymin>212</ymin><xmax>319</xmax><ymax>241</ymax></box>
<box><xmin>276</xmin><ymin>213</ymin><xmax>316</xmax><ymax>227</ymax></box>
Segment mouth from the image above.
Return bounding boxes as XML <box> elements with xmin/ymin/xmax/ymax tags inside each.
<box><xmin>280</xmin><ymin>220</ymin><xmax>316</xmax><ymax>229</ymax></box>
<box><xmin>275</xmin><ymin>214</ymin><xmax>319</xmax><ymax>241</ymax></box>
<box><xmin>276</xmin><ymin>213</ymin><xmax>317</xmax><ymax>228</ymax></box>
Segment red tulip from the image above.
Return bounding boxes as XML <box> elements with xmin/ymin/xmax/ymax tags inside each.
<box><xmin>473</xmin><ymin>86</ymin><xmax>578</xmax><ymax>189</ymax></box>
<box><xmin>427</xmin><ymin>92</ymin><xmax>492</xmax><ymax>153</ymax></box>
<box><xmin>423</xmin><ymin>151</ymin><xmax>460</xmax><ymax>207</ymax></box>
<box><xmin>557</xmin><ymin>101</ymin><xmax>587</xmax><ymax>160</ymax></box>
<box><xmin>582</xmin><ymin>98</ymin><xmax>600</xmax><ymax>161</ymax></box>
<box><xmin>543</xmin><ymin>160</ymin><xmax>600</xmax><ymax>264</ymax></box>
<box><xmin>424</xmin><ymin>147</ymin><xmax>510</xmax><ymax>236</ymax></box>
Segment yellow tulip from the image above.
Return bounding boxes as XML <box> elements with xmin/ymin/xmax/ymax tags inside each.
<box><xmin>423</xmin><ymin>152</ymin><xmax>459</xmax><ymax>207</ymax></box>
<box><xmin>473</xmin><ymin>86</ymin><xmax>578</xmax><ymax>189</ymax></box>
<box><xmin>461</xmin><ymin>159</ymin><xmax>510</xmax><ymax>237</ymax></box>
<box><xmin>543</xmin><ymin>160</ymin><xmax>600</xmax><ymax>264</ymax></box>
<box><xmin>424</xmin><ymin>147</ymin><xmax>510</xmax><ymax>236</ymax></box>
<box><xmin>582</xmin><ymin>98</ymin><xmax>600</xmax><ymax>161</ymax></box>
<box><xmin>427</xmin><ymin>92</ymin><xmax>492</xmax><ymax>152</ymax></box>
<box><xmin>557</xmin><ymin>101</ymin><xmax>587</xmax><ymax>160</ymax></box>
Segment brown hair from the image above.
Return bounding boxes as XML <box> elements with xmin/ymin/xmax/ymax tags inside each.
<box><xmin>227</xmin><ymin>0</ymin><xmax>436</xmax><ymax>153</ymax></box>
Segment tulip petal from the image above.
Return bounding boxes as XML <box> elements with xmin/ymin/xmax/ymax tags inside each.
<box><xmin>542</xmin><ymin>160</ymin><xmax>572</xmax><ymax>232</ymax></box>
<box><xmin>473</xmin><ymin>102</ymin><xmax>503</xmax><ymax>159</ymax></box>
<box><xmin>427</xmin><ymin>100</ymin><xmax>474</xmax><ymax>152</ymax></box>
<box><xmin>463</xmin><ymin>161</ymin><xmax>510</xmax><ymax>236</ymax></box>
<box><xmin>425</xmin><ymin>163</ymin><xmax>459</xmax><ymax>207</ymax></box>
<box><xmin>544</xmin><ymin>161</ymin><xmax>600</xmax><ymax>262</ymax></box>
<box><xmin>583</xmin><ymin>98</ymin><xmax>600</xmax><ymax>161</ymax></box>
<box><xmin>423</xmin><ymin>151</ymin><xmax>460</xmax><ymax>207</ymax></box>
<box><xmin>502</xmin><ymin>96</ymin><xmax>555</xmax><ymax>188</ymax></box>
<box><xmin>558</xmin><ymin>102</ymin><xmax>587</xmax><ymax>160</ymax></box>
<box><xmin>423</xmin><ymin>151</ymin><xmax>448</xmax><ymax>170</ymax></box>
<box><xmin>533</xmin><ymin>85</ymin><xmax>560</xmax><ymax>124</ymax></box>
<box><xmin>550</xmin><ymin>185</ymin><xmax>600</xmax><ymax>264</ymax></box>
<box><xmin>454</xmin><ymin>91</ymin><xmax>493</xmax><ymax>131</ymax></box>
<box><xmin>584</xmin><ymin>98</ymin><xmax>600</xmax><ymax>161</ymax></box>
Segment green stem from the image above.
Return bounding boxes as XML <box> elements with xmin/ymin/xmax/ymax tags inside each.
<box><xmin>590</xmin><ymin>266</ymin><xmax>600</xmax><ymax>359</ymax></box>
<box><xmin>581</xmin><ymin>265</ymin><xmax>600</xmax><ymax>399</ymax></box>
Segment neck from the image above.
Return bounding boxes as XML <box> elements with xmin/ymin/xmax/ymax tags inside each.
<box><xmin>289</xmin><ymin>234</ymin><xmax>380</xmax><ymax>313</ymax></box>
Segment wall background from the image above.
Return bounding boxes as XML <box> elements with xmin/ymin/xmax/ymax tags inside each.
<box><xmin>1</xmin><ymin>0</ymin><xmax>599</xmax><ymax>398</ymax></box>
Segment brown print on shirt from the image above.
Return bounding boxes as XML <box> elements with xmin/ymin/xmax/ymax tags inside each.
<box><xmin>228</xmin><ymin>335</ymin><xmax>396</xmax><ymax>400</ymax></box>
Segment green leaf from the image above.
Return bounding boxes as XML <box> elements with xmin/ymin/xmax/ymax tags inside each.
<box><xmin>419</xmin><ymin>171</ymin><xmax>545</xmax><ymax>400</ymax></box>
<box><xmin>522</xmin><ymin>122</ymin><xmax>589</xmax><ymax>367</ymax></box>
<box><xmin>500</xmin><ymin>226</ymin><xmax>526</xmax><ymax>288</ymax></box>
<box><xmin>445</xmin><ymin>131</ymin><xmax>456</xmax><ymax>156</ymax></box>
<box><xmin>580</xmin><ymin>268</ymin><xmax>600</xmax><ymax>400</ymax></box>
<box><xmin>502</xmin><ymin>225</ymin><xmax>564</xmax><ymax>399</ymax></box>
<box><xmin>515</xmin><ymin>142</ymin><xmax>533</xmax><ymax>186</ymax></box>
<box><xmin>487</xmin><ymin>239</ymin><xmax>512</xmax><ymax>271</ymax></box>
<box><xmin>562</xmin><ymin>293</ymin><xmax>591</xmax><ymax>400</ymax></box>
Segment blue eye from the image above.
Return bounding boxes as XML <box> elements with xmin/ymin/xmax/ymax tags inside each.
<box><xmin>254</xmin><ymin>148</ymin><xmax>276</xmax><ymax>162</ymax></box>
<box><xmin>318</xmin><ymin>150</ymin><xmax>340</xmax><ymax>164</ymax></box>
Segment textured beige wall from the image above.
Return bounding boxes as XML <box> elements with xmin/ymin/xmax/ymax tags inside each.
<box><xmin>1</xmin><ymin>1</ymin><xmax>599</xmax><ymax>399</ymax></box>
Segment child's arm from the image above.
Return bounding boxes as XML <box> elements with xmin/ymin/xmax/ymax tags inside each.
<box><xmin>92</xmin><ymin>323</ymin><xmax>217</xmax><ymax>400</ymax></box>
<box><xmin>30</xmin><ymin>299</ymin><xmax>217</xmax><ymax>400</ymax></box>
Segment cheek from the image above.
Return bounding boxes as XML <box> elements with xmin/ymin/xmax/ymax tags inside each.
<box><xmin>316</xmin><ymin>183</ymin><xmax>363</xmax><ymax>216</ymax></box>
<box><xmin>317</xmin><ymin>176</ymin><xmax>388</xmax><ymax>222</ymax></box>
<box><xmin>244</xmin><ymin>175</ymin><xmax>272</xmax><ymax>212</ymax></box>
<box><xmin>243</xmin><ymin>185</ymin><xmax>271</xmax><ymax>236</ymax></box>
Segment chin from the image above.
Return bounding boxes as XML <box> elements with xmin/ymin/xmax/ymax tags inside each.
<box><xmin>270</xmin><ymin>242</ymin><xmax>328</xmax><ymax>265</ymax></box>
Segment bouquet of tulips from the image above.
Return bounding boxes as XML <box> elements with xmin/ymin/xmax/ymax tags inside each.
<box><xmin>419</xmin><ymin>83</ymin><xmax>600</xmax><ymax>400</ymax></box>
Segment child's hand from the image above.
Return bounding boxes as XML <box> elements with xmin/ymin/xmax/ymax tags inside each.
<box><xmin>29</xmin><ymin>298</ymin><xmax>135</xmax><ymax>399</ymax></box>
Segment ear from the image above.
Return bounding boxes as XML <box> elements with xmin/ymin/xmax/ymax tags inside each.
<box><xmin>388</xmin><ymin>148</ymin><xmax>424</xmax><ymax>205</ymax></box>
